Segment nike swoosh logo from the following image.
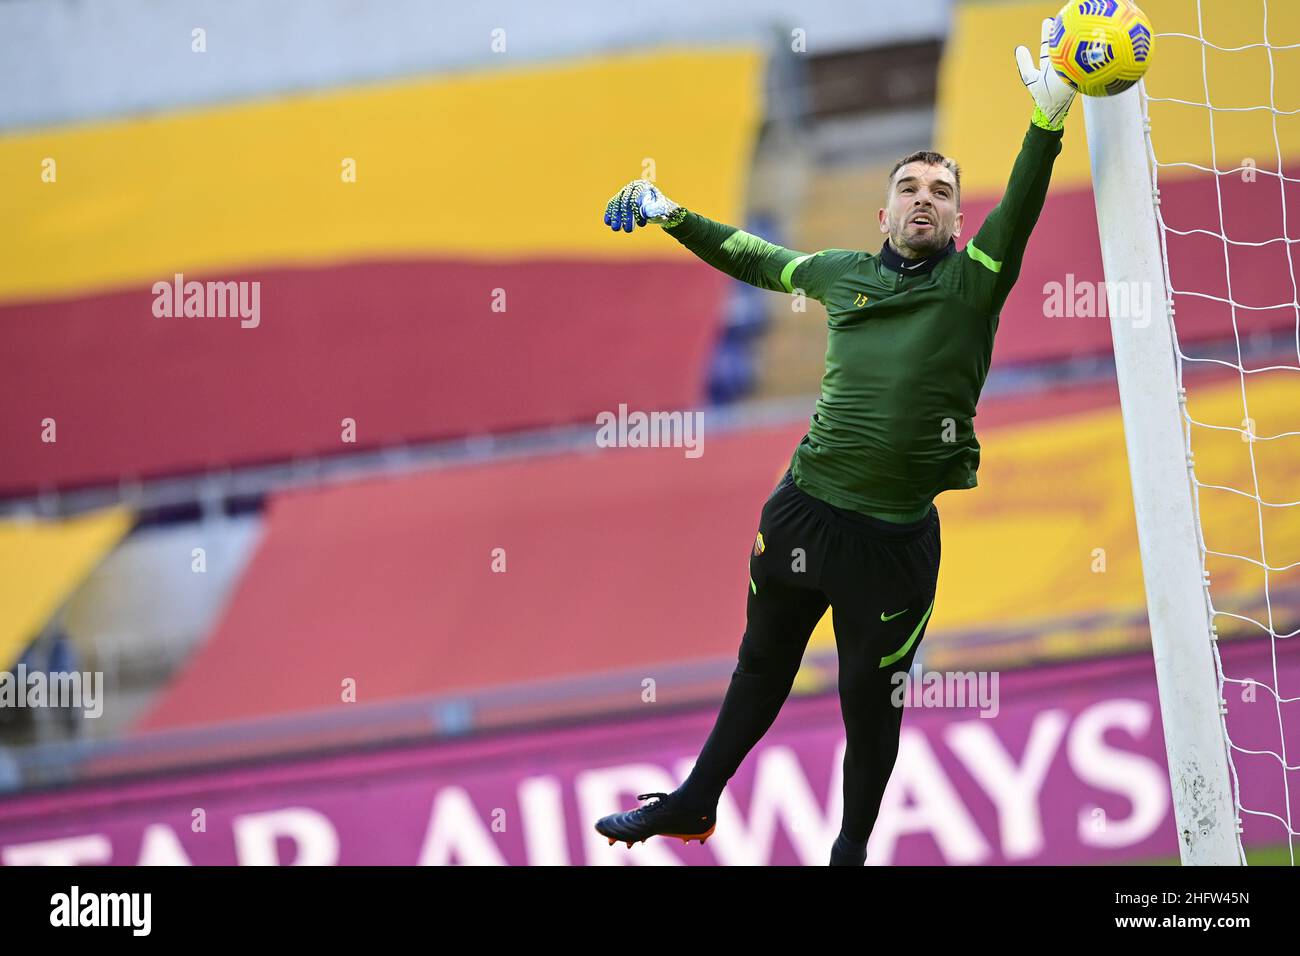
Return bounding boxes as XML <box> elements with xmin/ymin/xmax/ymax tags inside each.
<box><xmin>880</xmin><ymin>609</ymin><xmax>908</xmax><ymax>622</ymax></box>
<box><xmin>879</xmin><ymin>600</ymin><xmax>935</xmax><ymax>668</ymax></box>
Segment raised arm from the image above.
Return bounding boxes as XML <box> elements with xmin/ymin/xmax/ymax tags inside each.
<box><xmin>961</xmin><ymin>119</ymin><xmax>1064</xmax><ymax>312</ymax></box>
<box><xmin>961</xmin><ymin>15</ymin><xmax>1074</xmax><ymax>313</ymax></box>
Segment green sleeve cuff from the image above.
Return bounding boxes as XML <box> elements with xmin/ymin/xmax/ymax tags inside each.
<box><xmin>660</xmin><ymin>206</ymin><xmax>689</xmax><ymax>229</ymax></box>
<box><xmin>1031</xmin><ymin>104</ymin><xmax>1066</xmax><ymax>132</ymax></box>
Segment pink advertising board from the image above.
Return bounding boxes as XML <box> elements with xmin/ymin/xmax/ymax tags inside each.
<box><xmin>1</xmin><ymin>640</ymin><xmax>1294</xmax><ymax>865</ymax></box>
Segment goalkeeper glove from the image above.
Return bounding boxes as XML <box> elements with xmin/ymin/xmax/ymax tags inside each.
<box><xmin>603</xmin><ymin>179</ymin><xmax>685</xmax><ymax>233</ymax></box>
<box><xmin>1017</xmin><ymin>16</ymin><xmax>1076</xmax><ymax>131</ymax></box>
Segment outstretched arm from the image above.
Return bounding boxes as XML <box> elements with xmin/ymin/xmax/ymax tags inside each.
<box><xmin>662</xmin><ymin>211</ymin><xmax>845</xmax><ymax>297</ymax></box>
<box><xmin>602</xmin><ymin>180</ymin><xmax>853</xmax><ymax>301</ymax></box>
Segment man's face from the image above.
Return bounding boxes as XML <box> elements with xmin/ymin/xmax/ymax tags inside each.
<box><xmin>878</xmin><ymin>162</ymin><xmax>964</xmax><ymax>258</ymax></box>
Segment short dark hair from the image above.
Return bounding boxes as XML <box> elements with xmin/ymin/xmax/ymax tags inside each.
<box><xmin>888</xmin><ymin>150</ymin><xmax>961</xmax><ymax>207</ymax></box>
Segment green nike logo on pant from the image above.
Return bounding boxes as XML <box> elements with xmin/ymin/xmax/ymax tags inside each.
<box><xmin>879</xmin><ymin>599</ymin><xmax>935</xmax><ymax>668</ymax></box>
<box><xmin>880</xmin><ymin>608</ymin><xmax>908</xmax><ymax>622</ymax></box>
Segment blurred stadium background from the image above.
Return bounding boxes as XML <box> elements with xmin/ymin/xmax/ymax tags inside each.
<box><xmin>0</xmin><ymin>0</ymin><xmax>1296</xmax><ymax>865</ymax></box>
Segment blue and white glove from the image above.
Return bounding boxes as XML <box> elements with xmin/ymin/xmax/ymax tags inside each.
<box><xmin>603</xmin><ymin>179</ymin><xmax>685</xmax><ymax>232</ymax></box>
<box><xmin>1017</xmin><ymin>16</ymin><xmax>1076</xmax><ymax>130</ymax></box>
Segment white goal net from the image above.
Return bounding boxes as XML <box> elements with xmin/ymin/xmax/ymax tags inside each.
<box><xmin>1136</xmin><ymin>0</ymin><xmax>1299</xmax><ymax>865</ymax></box>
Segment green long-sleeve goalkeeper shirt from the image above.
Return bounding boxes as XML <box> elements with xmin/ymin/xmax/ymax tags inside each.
<box><xmin>665</xmin><ymin>119</ymin><xmax>1064</xmax><ymax>520</ymax></box>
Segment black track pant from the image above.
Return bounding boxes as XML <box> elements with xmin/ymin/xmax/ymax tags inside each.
<box><xmin>678</xmin><ymin>470</ymin><xmax>941</xmax><ymax>843</ymax></box>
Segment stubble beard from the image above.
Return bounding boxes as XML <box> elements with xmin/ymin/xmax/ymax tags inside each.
<box><xmin>891</xmin><ymin>218</ymin><xmax>949</xmax><ymax>259</ymax></box>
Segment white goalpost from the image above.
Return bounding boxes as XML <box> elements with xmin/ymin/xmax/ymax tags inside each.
<box><xmin>1084</xmin><ymin>81</ymin><xmax>1243</xmax><ymax>866</ymax></box>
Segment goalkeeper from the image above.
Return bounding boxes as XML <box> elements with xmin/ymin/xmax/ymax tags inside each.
<box><xmin>595</xmin><ymin>20</ymin><xmax>1074</xmax><ymax>865</ymax></box>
